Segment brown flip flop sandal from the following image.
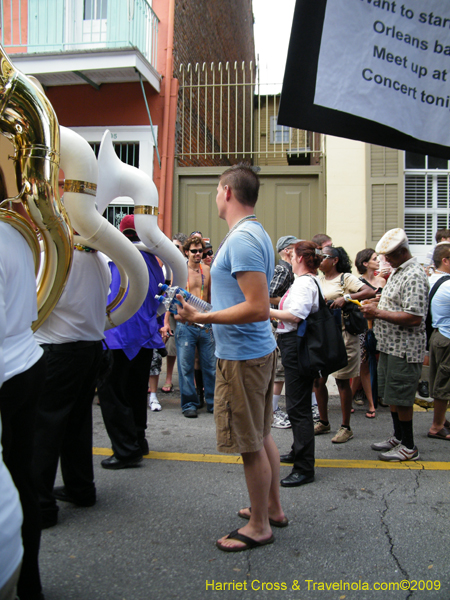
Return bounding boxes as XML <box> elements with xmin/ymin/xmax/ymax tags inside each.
<box><xmin>427</xmin><ymin>426</ymin><xmax>450</xmax><ymax>440</ymax></box>
<box><xmin>216</xmin><ymin>529</ymin><xmax>274</xmax><ymax>552</ymax></box>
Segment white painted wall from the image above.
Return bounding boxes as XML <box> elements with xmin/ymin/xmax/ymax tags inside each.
<box><xmin>325</xmin><ymin>135</ymin><xmax>367</xmax><ymax>274</ymax></box>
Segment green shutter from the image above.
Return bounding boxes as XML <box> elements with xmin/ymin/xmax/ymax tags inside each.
<box><xmin>28</xmin><ymin>0</ymin><xmax>64</xmax><ymax>52</ymax></box>
<box><xmin>366</xmin><ymin>145</ymin><xmax>403</xmax><ymax>248</ymax></box>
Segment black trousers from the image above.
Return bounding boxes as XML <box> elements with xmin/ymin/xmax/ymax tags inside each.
<box><xmin>0</xmin><ymin>354</ymin><xmax>46</xmax><ymax>600</ymax></box>
<box><xmin>98</xmin><ymin>347</ymin><xmax>153</xmax><ymax>460</ymax></box>
<box><xmin>278</xmin><ymin>332</ymin><xmax>315</xmax><ymax>477</ymax></box>
<box><xmin>33</xmin><ymin>341</ymin><xmax>103</xmax><ymax>518</ymax></box>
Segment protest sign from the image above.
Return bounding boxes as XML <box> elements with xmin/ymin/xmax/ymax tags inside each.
<box><xmin>279</xmin><ymin>0</ymin><xmax>450</xmax><ymax>157</ymax></box>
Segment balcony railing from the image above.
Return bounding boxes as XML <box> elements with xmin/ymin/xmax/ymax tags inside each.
<box><xmin>0</xmin><ymin>0</ymin><xmax>159</xmax><ymax>70</ymax></box>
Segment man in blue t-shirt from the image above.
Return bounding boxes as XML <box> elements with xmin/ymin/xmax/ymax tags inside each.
<box><xmin>427</xmin><ymin>242</ymin><xmax>450</xmax><ymax>440</ymax></box>
<box><xmin>176</xmin><ymin>163</ymin><xmax>287</xmax><ymax>553</ymax></box>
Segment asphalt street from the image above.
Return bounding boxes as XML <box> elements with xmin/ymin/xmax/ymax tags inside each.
<box><xmin>38</xmin><ymin>370</ymin><xmax>450</xmax><ymax>600</ymax></box>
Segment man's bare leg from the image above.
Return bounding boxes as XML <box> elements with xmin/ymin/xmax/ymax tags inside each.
<box><xmin>429</xmin><ymin>398</ymin><xmax>450</xmax><ymax>437</ymax></box>
<box><xmin>217</xmin><ymin>444</ymin><xmax>275</xmax><ymax>550</ymax></box>
<box><xmin>396</xmin><ymin>405</ymin><xmax>414</xmax><ymax>421</ymax></box>
<box><xmin>238</xmin><ymin>433</ymin><xmax>286</xmax><ymax>523</ymax></box>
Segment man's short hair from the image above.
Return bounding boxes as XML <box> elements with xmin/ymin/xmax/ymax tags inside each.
<box><xmin>433</xmin><ymin>242</ymin><xmax>450</xmax><ymax>268</ymax></box>
<box><xmin>436</xmin><ymin>229</ymin><xmax>450</xmax><ymax>243</ymax></box>
<box><xmin>312</xmin><ymin>233</ymin><xmax>332</xmax><ymax>248</ymax></box>
<box><xmin>183</xmin><ymin>235</ymin><xmax>205</xmax><ymax>254</ymax></box>
<box><xmin>173</xmin><ymin>232</ymin><xmax>188</xmax><ymax>245</ymax></box>
<box><xmin>219</xmin><ymin>163</ymin><xmax>260</xmax><ymax>207</ymax></box>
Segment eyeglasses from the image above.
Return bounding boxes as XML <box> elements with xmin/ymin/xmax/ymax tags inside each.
<box><xmin>190</xmin><ymin>231</ymin><xmax>202</xmax><ymax>237</ymax></box>
<box><xmin>189</xmin><ymin>249</ymin><xmax>203</xmax><ymax>254</ymax></box>
<box><xmin>174</xmin><ymin>244</ymin><xmax>182</xmax><ymax>250</ymax></box>
<box><xmin>203</xmin><ymin>250</ymin><xmax>213</xmax><ymax>258</ymax></box>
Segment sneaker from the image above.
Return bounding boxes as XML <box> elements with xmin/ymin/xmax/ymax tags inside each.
<box><xmin>312</xmin><ymin>405</ymin><xmax>320</xmax><ymax>422</ymax></box>
<box><xmin>353</xmin><ymin>389</ymin><xmax>365</xmax><ymax>406</ymax></box>
<box><xmin>314</xmin><ymin>421</ymin><xmax>331</xmax><ymax>435</ymax></box>
<box><xmin>331</xmin><ymin>426</ymin><xmax>353</xmax><ymax>444</ymax></box>
<box><xmin>378</xmin><ymin>444</ymin><xmax>420</xmax><ymax>462</ymax></box>
<box><xmin>149</xmin><ymin>397</ymin><xmax>162</xmax><ymax>411</ymax></box>
<box><xmin>371</xmin><ymin>436</ymin><xmax>401</xmax><ymax>451</ymax></box>
<box><xmin>272</xmin><ymin>408</ymin><xmax>291</xmax><ymax>429</ymax></box>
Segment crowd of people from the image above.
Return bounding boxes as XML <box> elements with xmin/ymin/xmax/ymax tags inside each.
<box><xmin>2</xmin><ymin>164</ymin><xmax>450</xmax><ymax>598</ymax></box>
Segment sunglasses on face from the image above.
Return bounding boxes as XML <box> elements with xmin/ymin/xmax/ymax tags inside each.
<box><xmin>189</xmin><ymin>249</ymin><xmax>203</xmax><ymax>254</ymax></box>
<box><xmin>203</xmin><ymin>250</ymin><xmax>213</xmax><ymax>258</ymax></box>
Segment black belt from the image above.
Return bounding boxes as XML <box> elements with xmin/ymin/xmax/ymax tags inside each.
<box><xmin>41</xmin><ymin>340</ymin><xmax>100</xmax><ymax>351</ymax></box>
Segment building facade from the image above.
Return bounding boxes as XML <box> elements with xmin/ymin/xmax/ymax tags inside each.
<box><xmin>1</xmin><ymin>0</ymin><xmax>255</xmax><ymax>233</ymax></box>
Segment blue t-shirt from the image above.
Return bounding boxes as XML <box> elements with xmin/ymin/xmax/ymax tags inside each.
<box><xmin>211</xmin><ymin>221</ymin><xmax>277</xmax><ymax>360</ymax></box>
<box><xmin>431</xmin><ymin>279</ymin><xmax>450</xmax><ymax>340</ymax></box>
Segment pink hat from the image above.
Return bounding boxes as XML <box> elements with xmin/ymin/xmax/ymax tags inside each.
<box><xmin>119</xmin><ymin>214</ymin><xmax>135</xmax><ymax>233</ymax></box>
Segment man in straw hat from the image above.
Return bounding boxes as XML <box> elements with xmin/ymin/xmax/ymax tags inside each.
<box><xmin>361</xmin><ymin>228</ymin><xmax>428</xmax><ymax>461</ymax></box>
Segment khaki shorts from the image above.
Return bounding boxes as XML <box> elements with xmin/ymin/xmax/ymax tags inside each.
<box><xmin>214</xmin><ymin>350</ymin><xmax>276</xmax><ymax>454</ymax></box>
<box><xmin>332</xmin><ymin>329</ymin><xmax>361</xmax><ymax>380</ymax></box>
<box><xmin>378</xmin><ymin>352</ymin><xmax>422</xmax><ymax>406</ymax></box>
<box><xmin>165</xmin><ymin>314</ymin><xmax>177</xmax><ymax>356</ymax></box>
<box><xmin>429</xmin><ymin>330</ymin><xmax>450</xmax><ymax>400</ymax></box>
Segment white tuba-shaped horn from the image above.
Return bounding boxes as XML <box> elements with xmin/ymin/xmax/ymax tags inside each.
<box><xmin>96</xmin><ymin>131</ymin><xmax>187</xmax><ymax>307</ymax></box>
<box><xmin>59</xmin><ymin>126</ymin><xmax>149</xmax><ymax>329</ymax></box>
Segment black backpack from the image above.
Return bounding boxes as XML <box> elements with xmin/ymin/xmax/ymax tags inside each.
<box><xmin>426</xmin><ymin>275</ymin><xmax>450</xmax><ymax>349</ymax></box>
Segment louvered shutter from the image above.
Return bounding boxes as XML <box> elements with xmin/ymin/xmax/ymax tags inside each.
<box><xmin>366</xmin><ymin>145</ymin><xmax>403</xmax><ymax>249</ymax></box>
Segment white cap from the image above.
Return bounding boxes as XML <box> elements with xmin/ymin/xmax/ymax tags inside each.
<box><xmin>375</xmin><ymin>228</ymin><xmax>408</xmax><ymax>254</ymax></box>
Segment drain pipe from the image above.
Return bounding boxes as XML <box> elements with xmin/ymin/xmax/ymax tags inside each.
<box><xmin>158</xmin><ymin>0</ymin><xmax>176</xmax><ymax>236</ymax></box>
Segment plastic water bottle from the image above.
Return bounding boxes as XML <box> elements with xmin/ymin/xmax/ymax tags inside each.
<box><xmin>155</xmin><ymin>283</ymin><xmax>212</xmax><ymax>314</ymax></box>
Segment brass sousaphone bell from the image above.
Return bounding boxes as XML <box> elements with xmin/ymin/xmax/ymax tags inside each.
<box><xmin>0</xmin><ymin>45</ymin><xmax>72</xmax><ymax>330</ymax></box>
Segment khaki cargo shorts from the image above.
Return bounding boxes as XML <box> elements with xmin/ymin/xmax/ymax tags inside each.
<box><xmin>214</xmin><ymin>350</ymin><xmax>276</xmax><ymax>454</ymax></box>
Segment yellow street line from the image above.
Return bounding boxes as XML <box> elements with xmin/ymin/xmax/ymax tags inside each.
<box><xmin>92</xmin><ymin>448</ymin><xmax>450</xmax><ymax>470</ymax></box>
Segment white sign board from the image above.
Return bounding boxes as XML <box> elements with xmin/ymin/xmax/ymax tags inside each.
<box><xmin>314</xmin><ymin>0</ymin><xmax>450</xmax><ymax>147</ymax></box>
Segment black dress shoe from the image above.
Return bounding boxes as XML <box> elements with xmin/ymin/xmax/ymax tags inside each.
<box><xmin>139</xmin><ymin>438</ymin><xmax>150</xmax><ymax>455</ymax></box>
<box><xmin>280</xmin><ymin>472</ymin><xmax>315</xmax><ymax>488</ymax></box>
<box><xmin>53</xmin><ymin>486</ymin><xmax>96</xmax><ymax>507</ymax></box>
<box><xmin>279</xmin><ymin>452</ymin><xmax>295</xmax><ymax>463</ymax></box>
<box><xmin>183</xmin><ymin>409</ymin><xmax>198</xmax><ymax>418</ymax></box>
<box><xmin>41</xmin><ymin>510</ymin><xmax>58</xmax><ymax>529</ymax></box>
<box><xmin>101</xmin><ymin>455</ymin><xmax>143</xmax><ymax>470</ymax></box>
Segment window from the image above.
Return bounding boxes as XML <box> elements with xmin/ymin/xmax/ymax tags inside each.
<box><xmin>270</xmin><ymin>116</ymin><xmax>290</xmax><ymax>144</ymax></box>
<box><xmin>404</xmin><ymin>152</ymin><xmax>450</xmax><ymax>261</ymax></box>
<box><xmin>84</xmin><ymin>0</ymin><xmax>107</xmax><ymax>20</ymax></box>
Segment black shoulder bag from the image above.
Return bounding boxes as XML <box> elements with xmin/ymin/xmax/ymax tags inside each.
<box><xmin>340</xmin><ymin>274</ymin><xmax>368</xmax><ymax>336</ymax></box>
<box><xmin>297</xmin><ymin>278</ymin><xmax>348</xmax><ymax>378</ymax></box>
<box><xmin>426</xmin><ymin>275</ymin><xmax>450</xmax><ymax>349</ymax></box>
